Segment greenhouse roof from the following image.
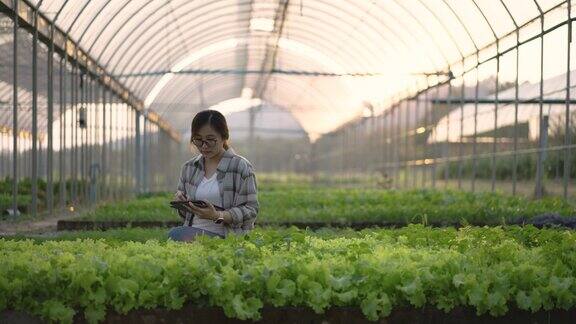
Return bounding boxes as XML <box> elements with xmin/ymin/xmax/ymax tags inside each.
<box><xmin>1</xmin><ymin>0</ymin><xmax>571</xmax><ymax>138</ymax></box>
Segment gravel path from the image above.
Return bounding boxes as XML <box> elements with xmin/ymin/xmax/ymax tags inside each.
<box><xmin>0</xmin><ymin>206</ymin><xmax>94</xmax><ymax>236</ymax></box>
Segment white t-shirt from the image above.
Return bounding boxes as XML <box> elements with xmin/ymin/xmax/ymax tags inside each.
<box><xmin>192</xmin><ymin>173</ymin><xmax>226</xmax><ymax>236</ymax></box>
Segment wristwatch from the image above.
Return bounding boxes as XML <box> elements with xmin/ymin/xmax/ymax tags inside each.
<box><xmin>214</xmin><ymin>212</ymin><xmax>225</xmax><ymax>224</ymax></box>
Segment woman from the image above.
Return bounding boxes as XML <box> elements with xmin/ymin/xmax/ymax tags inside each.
<box><xmin>168</xmin><ymin>110</ymin><xmax>259</xmax><ymax>241</ymax></box>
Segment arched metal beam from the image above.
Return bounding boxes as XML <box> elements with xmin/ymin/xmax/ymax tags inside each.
<box><xmin>76</xmin><ymin>0</ymin><xmax>113</xmax><ymax>45</ymax></box>
<box><xmin>126</xmin><ymin>25</ymin><xmax>387</xmax><ymax>96</ymax></box>
<box><xmin>108</xmin><ymin>0</ymin><xmax>439</xmax><ymax>80</ymax></box>
<box><xmin>122</xmin><ymin>5</ymin><xmax>436</xmax><ymax>95</ymax></box>
<box><xmin>64</xmin><ymin>0</ymin><xmax>91</xmax><ymax>35</ymax></box>
<box><xmin>54</xmin><ymin>0</ymin><xmax>452</xmax><ymax>81</ymax></box>
<box><xmin>43</xmin><ymin>0</ymin><xmax>545</xmax><ymax>141</ymax></box>
<box><xmin>94</xmin><ymin>0</ymin><xmax>164</xmax><ymax>65</ymax></box>
<box><xmin>440</xmin><ymin>0</ymin><xmax>480</xmax><ymax>52</ymax></box>
<box><xmin>152</xmin><ymin>47</ymin><xmax>355</xmax><ymax>115</ymax></box>
<box><xmin>105</xmin><ymin>0</ymin><xmax>429</xmax><ymax>80</ymax></box>
<box><xmin>107</xmin><ymin>1</ymin><xmax>251</xmax><ymax>70</ymax></box>
<box><xmin>124</xmin><ymin>27</ymin><xmax>383</xmax><ymax>96</ymax></box>
<box><xmin>47</xmin><ymin>0</ymin><xmax>180</xmax><ymax>139</ymax></box>
<box><xmin>387</xmin><ymin>0</ymin><xmax>451</xmax><ymax>66</ymax></box>
<box><xmin>160</xmin><ymin>72</ymin><xmax>342</xmax><ymax>117</ymax></box>
<box><xmin>415</xmin><ymin>0</ymin><xmax>464</xmax><ymax>58</ymax></box>
<box><xmin>49</xmin><ymin>0</ymin><xmax>464</xmax><ymax>115</ymax></box>
<box><xmin>110</xmin><ymin>4</ymin><xmax>393</xmax><ymax>81</ymax></box>
<box><xmin>85</xmin><ymin>0</ymin><xmax>157</xmax><ymax>55</ymax></box>
<box><xmin>470</xmin><ymin>0</ymin><xmax>499</xmax><ymax>41</ymax></box>
<box><xmin>163</xmin><ymin>72</ymin><xmax>351</xmax><ymax>119</ymax></box>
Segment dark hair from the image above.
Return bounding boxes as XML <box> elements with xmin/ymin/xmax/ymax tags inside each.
<box><xmin>191</xmin><ymin>110</ymin><xmax>230</xmax><ymax>150</ymax></box>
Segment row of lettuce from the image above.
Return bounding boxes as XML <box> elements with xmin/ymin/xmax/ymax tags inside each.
<box><xmin>1</xmin><ymin>225</ymin><xmax>575</xmax><ymax>323</ymax></box>
<box><xmin>0</xmin><ymin>177</ymin><xmax>87</xmax><ymax>217</ymax></box>
<box><xmin>0</xmin><ymin>173</ymin><xmax>362</xmax><ymax>215</ymax></box>
<box><xmin>73</xmin><ymin>187</ymin><xmax>576</xmax><ymax>226</ymax></box>
<box><xmin>3</xmin><ymin>175</ymin><xmax>575</xmax><ymax>224</ymax></box>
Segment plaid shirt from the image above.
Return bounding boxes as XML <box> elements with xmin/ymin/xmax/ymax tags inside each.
<box><xmin>177</xmin><ymin>148</ymin><xmax>259</xmax><ymax>235</ymax></box>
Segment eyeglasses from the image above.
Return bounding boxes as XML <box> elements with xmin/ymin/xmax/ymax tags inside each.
<box><xmin>192</xmin><ymin>138</ymin><xmax>218</xmax><ymax>148</ymax></box>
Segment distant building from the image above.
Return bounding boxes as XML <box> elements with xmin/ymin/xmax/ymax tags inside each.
<box><xmin>429</xmin><ymin>71</ymin><xmax>576</xmax><ymax>143</ymax></box>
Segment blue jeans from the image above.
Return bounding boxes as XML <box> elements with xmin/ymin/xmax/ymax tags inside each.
<box><xmin>167</xmin><ymin>226</ymin><xmax>225</xmax><ymax>242</ymax></box>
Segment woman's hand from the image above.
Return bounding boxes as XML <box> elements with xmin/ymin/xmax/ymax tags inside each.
<box><xmin>174</xmin><ymin>190</ymin><xmax>187</xmax><ymax>202</ymax></box>
<box><xmin>188</xmin><ymin>200</ymin><xmax>218</xmax><ymax>221</ymax></box>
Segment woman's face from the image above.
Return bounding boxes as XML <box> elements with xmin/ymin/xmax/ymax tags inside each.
<box><xmin>191</xmin><ymin>124</ymin><xmax>225</xmax><ymax>159</ymax></box>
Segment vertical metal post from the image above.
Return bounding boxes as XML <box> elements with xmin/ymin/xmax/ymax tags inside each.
<box><xmin>395</xmin><ymin>102</ymin><xmax>401</xmax><ymax>187</ymax></box>
<box><xmin>381</xmin><ymin>111</ymin><xmax>385</xmax><ymax>181</ymax></box>
<box><xmin>346</xmin><ymin>126</ymin><xmax>350</xmax><ymax>175</ymax></box>
<box><xmin>117</xmin><ymin>103</ymin><xmax>121</xmax><ymax>198</ymax></box>
<box><xmin>342</xmin><ymin>127</ymin><xmax>351</xmax><ymax>176</ymax></box>
<box><xmin>385</xmin><ymin>109</ymin><xmax>391</xmax><ymax>181</ymax></box>
<box><xmin>564</xmin><ymin>1</ymin><xmax>572</xmax><ymax>199</ymax></box>
<box><xmin>12</xmin><ymin>0</ymin><xmax>19</xmax><ymax>215</ymax></box>
<box><xmin>110</xmin><ymin>97</ymin><xmax>116</xmax><ymax>198</ymax></box>
<box><xmin>491</xmin><ymin>43</ymin><xmax>500</xmax><ymax>193</ymax></box>
<box><xmin>129</xmin><ymin>108</ymin><xmax>132</xmax><ymax>193</ymax></box>
<box><xmin>70</xmin><ymin>64</ymin><xmax>76</xmax><ymax>203</ymax></box>
<box><xmin>371</xmin><ymin>110</ymin><xmax>375</xmax><ymax>174</ymax></box>
<box><xmin>344</xmin><ymin>127</ymin><xmax>348</xmax><ymax>177</ymax></box>
<box><xmin>387</xmin><ymin>106</ymin><xmax>391</xmax><ymax>185</ymax></box>
<box><xmin>458</xmin><ymin>65</ymin><xmax>465</xmax><ymax>190</ymax></box>
<box><xmin>350</xmin><ymin>125</ymin><xmax>354</xmax><ymax>178</ymax></box>
<box><xmin>131</xmin><ymin>109</ymin><xmax>136</xmax><ymax>193</ymax></box>
<box><xmin>120</xmin><ymin>105</ymin><xmax>123</xmax><ymax>196</ymax></box>
<box><xmin>86</xmin><ymin>77</ymin><xmax>92</xmax><ymax>203</ymax></box>
<box><xmin>143</xmin><ymin>115</ymin><xmax>148</xmax><ymax>193</ymax></box>
<box><xmin>59</xmin><ymin>58</ymin><xmax>66</xmax><ymax>208</ymax></box>
<box><xmin>423</xmin><ymin>87</ymin><xmax>429</xmax><ymax>187</ymax></box>
<box><xmin>38</xmin><ymin>136</ymin><xmax>43</xmax><ymax>180</ymax></box>
<box><xmin>83</xmin><ymin>79</ymin><xmax>87</xmax><ymax>202</ymax></box>
<box><xmin>74</xmin><ymin>67</ymin><xmax>79</xmax><ymax>203</ymax></box>
<box><xmin>135</xmin><ymin>110</ymin><xmax>141</xmax><ymax>194</ymax></box>
<box><xmin>414</xmin><ymin>92</ymin><xmax>420</xmax><ymax>188</ymax></box>
<box><xmin>513</xmin><ymin>34</ymin><xmax>520</xmax><ymax>195</ymax></box>
<box><xmin>356</xmin><ymin>122</ymin><xmax>360</xmax><ymax>176</ymax></box>
<box><xmin>116</xmin><ymin>101</ymin><xmax>120</xmax><ymax>198</ymax></box>
<box><xmin>351</xmin><ymin>123</ymin><xmax>356</xmax><ymax>177</ymax></box>
<box><xmin>472</xmin><ymin>57</ymin><xmax>480</xmax><ymax>192</ymax></box>
<box><xmin>80</xmin><ymin>73</ymin><xmax>85</xmax><ymax>202</ymax></box>
<box><xmin>82</xmin><ymin>75</ymin><xmax>86</xmax><ymax>202</ymax></box>
<box><xmin>92</xmin><ymin>79</ymin><xmax>99</xmax><ymax>203</ymax></box>
<box><xmin>47</xmin><ymin>24</ymin><xmax>54</xmax><ymax>215</ymax></box>
<box><xmin>0</xmin><ymin>132</ymin><xmax>3</xmax><ymax>178</ymax></box>
<box><xmin>536</xmin><ymin>16</ymin><xmax>545</xmax><ymax>199</ymax></box>
<box><xmin>382</xmin><ymin>108</ymin><xmax>387</xmax><ymax>179</ymax></box>
<box><xmin>1</xmin><ymin>132</ymin><xmax>4</xmax><ymax>178</ymax></box>
<box><xmin>404</xmin><ymin>99</ymin><xmax>410</xmax><ymax>188</ymax></box>
<box><xmin>90</xmin><ymin>80</ymin><xmax>95</xmax><ymax>200</ymax></box>
<box><xmin>444</xmin><ymin>84</ymin><xmax>452</xmax><ymax>188</ymax></box>
<box><xmin>432</xmin><ymin>85</ymin><xmax>439</xmax><ymax>189</ymax></box>
<box><xmin>101</xmin><ymin>87</ymin><xmax>107</xmax><ymax>200</ymax></box>
<box><xmin>378</xmin><ymin>111</ymin><xmax>383</xmax><ymax>176</ymax></box>
<box><xmin>129</xmin><ymin>108</ymin><xmax>133</xmax><ymax>194</ymax></box>
<box><xmin>122</xmin><ymin>106</ymin><xmax>127</xmax><ymax>196</ymax></box>
<box><xmin>31</xmin><ymin>7</ymin><xmax>39</xmax><ymax>217</ymax></box>
<box><xmin>390</xmin><ymin>105</ymin><xmax>396</xmax><ymax>186</ymax></box>
<box><xmin>126</xmin><ymin>108</ymin><xmax>130</xmax><ymax>194</ymax></box>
